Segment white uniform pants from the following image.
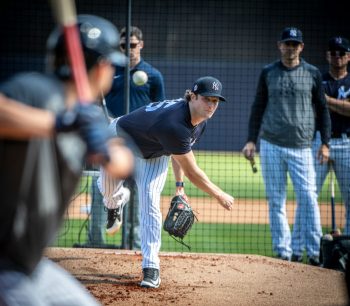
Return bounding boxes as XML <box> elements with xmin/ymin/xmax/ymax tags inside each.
<box><xmin>98</xmin><ymin>155</ymin><xmax>169</xmax><ymax>269</ymax></box>
<box><xmin>260</xmin><ymin>139</ymin><xmax>322</xmax><ymax>258</ymax></box>
<box><xmin>313</xmin><ymin>132</ymin><xmax>350</xmax><ymax>234</ymax></box>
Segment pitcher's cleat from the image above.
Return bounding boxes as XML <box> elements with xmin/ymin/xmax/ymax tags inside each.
<box><xmin>105</xmin><ymin>187</ymin><xmax>130</xmax><ymax>235</ymax></box>
<box><xmin>140</xmin><ymin>268</ymin><xmax>161</xmax><ymax>288</ymax></box>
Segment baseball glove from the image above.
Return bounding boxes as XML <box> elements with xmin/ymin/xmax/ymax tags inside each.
<box><xmin>163</xmin><ymin>195</ymin><xmax>197</xmax><ymax>249</ymax></box>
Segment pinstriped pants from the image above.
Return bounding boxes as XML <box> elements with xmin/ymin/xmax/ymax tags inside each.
<box><xmin>313</xmin><ymin>132</ymin><xmax>350</xmax><ymax>234</ymax></box>
<box><xmin>134</xmin><ymin>155</ymin><xmax>170</xmax><ymax>269</ymax></box>
<box><xmin>98</xmin><ymin>119</ymin><xmax>171</xmax><ymax>269</ymax></box>
<box><xmin>260</xmin><ymin>139</ymin><xmax>322</xmax><ymax>258</ymax></box>
<box><xmin>99</xmin><ymin>155</ymin><xmax>170</xmax><ymax>269</ymax></box>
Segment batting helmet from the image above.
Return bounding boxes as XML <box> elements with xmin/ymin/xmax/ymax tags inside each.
<box><xmin>46</xmin><ymin>14</ymin><xmax>126</xmax><ymax>79</ymax></box>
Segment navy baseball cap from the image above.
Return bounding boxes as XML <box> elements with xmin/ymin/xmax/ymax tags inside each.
<box><xmin>328</xmin><ymin>36</ymin><xmax>350</xmax><ymax>52</ymax></box>
<box><xmin>192</xmin><ymin>76</ymin><xmax>226</xmax><ymax>101</ymax></box>
<box><xmin>279</xmin><ymin>27</ymin><xmax>303</xmax><ymax>43</ymax></box>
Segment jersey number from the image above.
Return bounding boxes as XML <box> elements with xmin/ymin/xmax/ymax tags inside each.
<box><xmin>145</xmin><ymin>100</ymin><xmax>180</xmax><ymax>112</ymax></box>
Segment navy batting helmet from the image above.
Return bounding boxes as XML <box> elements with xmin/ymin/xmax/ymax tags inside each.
<box><xmin>46</xmin><ymin>14</ymin><xmax>126</xmax><ymax>79</ymax></box>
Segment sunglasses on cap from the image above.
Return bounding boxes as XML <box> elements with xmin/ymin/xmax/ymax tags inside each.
<box><xmin>330</xmin><ymin>50</ymin><xmax>347</xmax><ymax>57</ymax></box>
<box><xmin>120</xmin><ymin>42</ymin><xmax>139</xmax><ymax>50</ymax></box>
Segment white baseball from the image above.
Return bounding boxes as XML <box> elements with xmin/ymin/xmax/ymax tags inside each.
<box><xmin>132</xmin><ymin>70</ymin><xmax>148</xmax><ymax>86</ymax></box>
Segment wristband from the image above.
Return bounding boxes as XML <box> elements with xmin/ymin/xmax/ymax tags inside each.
<box><xmin>175</xmin><ymin>182</ymin><xmax>184</xmax><ymax>187</ymax></box>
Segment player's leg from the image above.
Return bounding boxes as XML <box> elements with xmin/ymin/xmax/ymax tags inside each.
<box><xmin>332</xmin><ymin>137</ymin><xmax>350</xmax><ymax>234</ymax></box>
<box><xmin>289</xmin><ymin>196</ymin><xmax>304</xmax><ymax>263</ymax></box>
<box><xmin>260</xmin><ymin>139</ymin><xmax>291</xmax><ymax>259</ymax></box>
<box><xmin>97</xmin><ymin>167</ymin><xmax>129</xmax><ymax>235</ymax></box>
<box><xmin>33</xmin><ymin>258</ymin><xmax>100</xmax><ymax>306</ymax></box>
<box><xmin>96</xmin><ymin>117</ymin><xmax>130</xmax><ymax>235</ymax></box>
<box><xmin>0</xmin><ymin>267</ymin><xmax>45</xmax><ymax>306</ymax></box>
<box><xmin>97</xmin><ymin>117</ymin><xmax>127</xmax><ymax>210</ymax></box>
<box><xmin>134</xmin><ymin>155</ymin><xmax>170</xmax><ymax>288</ymax></box>
<box><xmin>288</xmin><ymin>147</ymin><xmax>322</xmax><ymax>264</ymax></box>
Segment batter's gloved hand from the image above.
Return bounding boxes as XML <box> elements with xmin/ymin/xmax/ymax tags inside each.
<box><xmin>55</xmin><ymin>103</ymin><xmax>112</xmax><ymax>161</ymax></box>
<box><xmin>55</xmin><ymin>103</ymin><xmax>105</xmax><ymax>132</ymax></box>
<box><xmin>163</xmin><ymin>195</ymin><xmax>197</xmax><ymax>250</ymax></box>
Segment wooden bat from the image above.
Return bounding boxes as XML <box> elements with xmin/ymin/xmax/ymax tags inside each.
<box><xmin>49</xmin><ymin>0</ymin><xmax>92</xmax><ymax>103</ymax></box>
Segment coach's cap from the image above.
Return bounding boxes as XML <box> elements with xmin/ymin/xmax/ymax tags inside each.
<box><xmin>192</xmin><ymin>76</ymin><xmax>226</xmax><ymax>101</ymax></box>
<box><xmin>279</xmin><ymin>27</ymin><xmax>303</xmax><ymax>43</ymax></box>
<box><xmin>328</xmin><ymin>36</ymin><xmax>350</xmax><ymax>52</ymax></box>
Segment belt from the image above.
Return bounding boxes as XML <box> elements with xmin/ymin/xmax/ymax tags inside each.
<box><xmin>331</xmin><ymin>132</ymin><xmax>350</xmax><ymax>138</ymax></box>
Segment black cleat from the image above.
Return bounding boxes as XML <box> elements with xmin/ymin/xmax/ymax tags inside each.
<box><xmin>140</xmin><ymin>268</ymin><xmax>161</xmax><ymax>288</ymax></box>
<box><xmin>307</xmin><ymin>256</ymin><xmax>320</xmax><ymax>266</ymax></box>
<box><xmin>276</xmin><ymin>254</ymin><xmax>290</xmax><ymax>261</ymax></box>
<box><xmin>105</xmin><ymin>187</ymin><xmax>130</xmax><ymax>235</ymax></box>
<box><xmin>291</xmin><ymin>254</ymin><xmax>303</xmax><ymax>263</ymax></box>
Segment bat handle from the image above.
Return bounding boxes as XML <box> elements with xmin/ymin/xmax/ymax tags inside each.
<box><xmin>250</xmin><ymin>158</ymin><xmax>258</xmax><ymax>174</ymax></box>
<box><xmin>329</xmin><ymin>167</ymin><xmax>336</xmax><ymax>232</ymax></box>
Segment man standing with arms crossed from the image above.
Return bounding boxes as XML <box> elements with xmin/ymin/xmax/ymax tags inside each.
<box><xmin>314</xmin><ymin>36</ymin><xmax>350</xmax><ymax>234</ymax></box>
<box><xmin>99</xmin><ymin>76</ymin><xmax>234</xmax><ymax>288</ymax></box>
<box><xmin>242</xmin><ymin>27</ymin><xmax>331</xmax><ymax>265</ymax></box>
<box><xmin>86</xmin><ymin>26</ymin><xmax>165</xmax><ymax>249</ymax></box>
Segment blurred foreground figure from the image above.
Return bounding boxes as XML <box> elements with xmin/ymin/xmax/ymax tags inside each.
<box><xmin>0</xmin><ymin>15</ymin><xmax>133</xmax><ymax>306</ymax></box>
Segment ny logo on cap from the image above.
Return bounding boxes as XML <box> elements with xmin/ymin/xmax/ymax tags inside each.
<box><xmin>290</xmin><ymin>29</ymin><xmax>297</xmax><ymax>37</ymax></box>
<box><xmin>87</xmin><ymin>27</ymin><xmax>101</xmax><ymax>39</ymax></box>
<box><xmin>212</xmin><ymin>81</ymin><xmax>220</xmax><ymax>91</ymax></box>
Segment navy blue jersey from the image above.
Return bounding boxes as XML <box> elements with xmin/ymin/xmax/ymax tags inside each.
<box><xmin>118</xmin><ymin>99</ymin><xmax>206</xmax><ymax>159</ymax></box>
<box><xmin>106</xmin><ymin>58</ymin><xmax>165</xmax><ymax>117</ymax></box>
<box><xmin>322</xmin><ymin>72</ymin><xmax>350</xmax><ymax>135</ymax></box>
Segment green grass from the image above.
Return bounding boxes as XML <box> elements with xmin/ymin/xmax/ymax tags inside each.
<box><xmin>53</xmin><ymin>219</ymin><xmax>122</xmax><ymax>247</ymax></box>
<box><xmin>76</xmin><ymin>151</ymin><xmax>342</xmax><ymax>202</ymax></box>
<box><xmin>54</xmin><ymin>150</ymin><xmax>343</xmax><ymax>257</ymax></box>
<box><xmin>161</xmin><ymin>223</ymin><xmax>274</xmax><ymax>256</ymax></box>
<box><xmin>53</xmin><ymin>219</ymin><xmax>338</xmax><ymax>257</ymax></box>
<box><xmin>53</xmin><ymin>219</ymin><xmax>274</xmax><ymax>255</ymax></box>
<box><xmin>163</xmin><ymin>151</ymin><xmax>341</xmax><ymax>202</ymax></box>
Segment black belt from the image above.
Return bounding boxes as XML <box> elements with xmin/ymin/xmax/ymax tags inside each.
<box><xmin>331</xmin><ymin>132</ymin><xmax>350</xmax><ymax>138</ymax></box>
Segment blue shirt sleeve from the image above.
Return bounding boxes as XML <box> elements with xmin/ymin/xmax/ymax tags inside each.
<box><xmin>150</xmin><ymin>69</ymin><xmax>165</xmax><ymax>102</ymax></box>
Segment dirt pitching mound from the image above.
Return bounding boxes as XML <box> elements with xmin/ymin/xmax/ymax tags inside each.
<box><xmin>45</xmin><ymin>247</ymin><xmax>348</xmax><ymax>306</ymax></box>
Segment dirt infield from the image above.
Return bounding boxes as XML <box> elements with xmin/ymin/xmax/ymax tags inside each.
<box><xmin>68</xmin><ymin>195</ymin><xmax>346</xmax><ymax>228</ymax></box>
<box><xmin>46</xmin><ymin>247</ymin><xmax>348</xmax><ymax>306</ymax></box>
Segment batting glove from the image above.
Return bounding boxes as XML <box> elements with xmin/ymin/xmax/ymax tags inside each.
<box><xmin>55</xmin><ymin>103</ymin><xmax>112</xmax><ymax>162</ymax></box>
